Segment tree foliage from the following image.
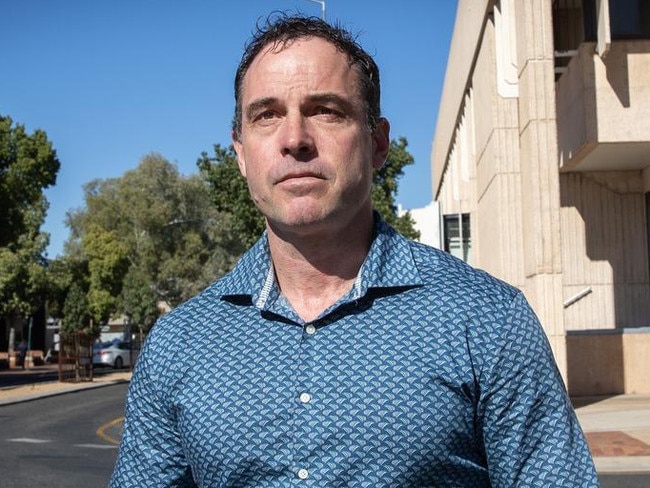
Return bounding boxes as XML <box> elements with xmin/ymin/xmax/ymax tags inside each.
<box><xmin>198</xmin><ymin>137</ymin><xmax>420</xmax><ymax>248</ymax></box>
<box><xmin>0</xmin><ymin>115</ymin><xmax>60</xmax><ymax>325</ymax></box>
<box><xmin>45</xmin><ymin>254</ymin><xmax>87</xmax><ymax>321</ymax></box>
<box><xmin>83</xmin><ymin>224</ymin><xmax>129</xmax><ymax>322</ymax></box>
<box><xmin>121</xmin><ymin>267</ymin><xmax>159</xmax><ymax>333</ymax></box>
<box><xmin>197</xmin><ymin>145</ymin><xmax>264</xmax><ymax>252</ymax></box>
<box><xmin>64</xmin><ymin>154</ymin><xmax>240</xmax><ymax>330</ymax></box>
<box><xmin>0</xmin><ymin>115</ymin><xmax>60</xmax><ymax>248</ymax></box>
<box><xmin>372</xmin><ymin>137</ymin><xmax>420</xmax><ymax>240</ymax></box>
<box><xmin>0</xmin><ymin>226</ymin><xmax>49</xmax><ymax>318</ymax></box>
<box><xmin>61</xmin><ymin>282</ymin><xmax>92</xmax><ymax>334</ymax></box>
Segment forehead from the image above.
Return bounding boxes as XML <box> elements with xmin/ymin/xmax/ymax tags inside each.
<box><xmin>241</xmin><ymin>37</ymin><xmax>360</xmax><ymax>98</ymax></box>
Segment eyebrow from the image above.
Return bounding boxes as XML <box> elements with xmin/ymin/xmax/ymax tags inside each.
<box><xmin>244</xmin><ymin>97</ymin><xmax>277</xmax><ymax>121</ymax></box>
<box><xmin>305</xmin><ymin>93</ymin><xmax>356</xmax><ymax>112</ymax></box>
<box><xmin>244</xmin><ymin>92</ymin><xmax>358</xmax><ymax>121</ymax></box>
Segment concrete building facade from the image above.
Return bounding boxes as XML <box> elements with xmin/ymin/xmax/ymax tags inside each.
<box><xmin>432</xmin><ymin>0</ymin><xmax>650</xmax><ymax>395</ymax></box>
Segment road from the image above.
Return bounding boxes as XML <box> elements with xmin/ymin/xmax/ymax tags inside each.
<box><xmin>600</xmin><ymin>474</ymin><xmax>650</xmax><ymax>488</ymax></box>
<box><xmin>0</xmin><ymin>383</ymin><xmax>128</xmax><ymax>487</ymax></box>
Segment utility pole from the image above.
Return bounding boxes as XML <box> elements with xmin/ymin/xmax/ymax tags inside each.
<box><xmin>26</xmin><ymin>315</ymin><xmax>33</xmax><ymax>369</ymax></box>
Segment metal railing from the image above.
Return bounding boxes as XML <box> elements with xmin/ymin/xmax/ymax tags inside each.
<box><xmin>58</xmin><ymin>333</ymin><xmax>94</xmax><ymax>383</ymax></box>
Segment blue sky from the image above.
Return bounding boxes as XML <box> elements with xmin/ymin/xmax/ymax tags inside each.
<box><xmin>1</xmin><ymin>1</ymin><xmax>456</xmax><ymax>258</ymax></box>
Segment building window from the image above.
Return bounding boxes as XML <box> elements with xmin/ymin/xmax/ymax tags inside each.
<box><xmin>583</xmin><ymin>0</ymin><xmax>598</xmax><ymax>42</ymax></box>
<box><xmin>610</xmin><ymin>0</ymin><xmax>650</xmax><ymax>38</ymax></box>
<box><xmin>443</xmin><ymin>214</ymin><xmax>471</xmax><ymax>262</ymax></box>
<box><xmin>553</xmin><ymin>0</ymin><xmax>587</xmax><ymax>50</ymax></box>
<box><xmin>583</xmin><ymin>0</ymin><xmax>650</xmax><ymax>40</ymax></box>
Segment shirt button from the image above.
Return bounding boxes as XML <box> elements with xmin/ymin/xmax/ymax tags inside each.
<box><xmin>305</xmin><ymin>324</ymin><xmax>316</xmax><ymax>335</ymax></box>
<box><xmin>299</xmin><ymin>392</ymin><xmax>311</xmax><ymax>404</ymax></box>
<box><xmin>297</xmin><ymin>468</ymin><xmax>309</xmax><ymax>479</ymax></box>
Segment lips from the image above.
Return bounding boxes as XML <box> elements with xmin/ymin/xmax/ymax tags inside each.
<box><xmin>277</xmin><ymin>171</ymin><xmax>324</xmax><ymax>183</ymax></box>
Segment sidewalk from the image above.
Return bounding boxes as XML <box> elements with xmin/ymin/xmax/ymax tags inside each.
<box><xmin>574</xmin><ymin>395</ymin><xmax>650</xmax><ymax>473</ymax></box>
<box><xmin>1</xmin><ymin>366</ymin><xmax>649</xmax><ymax>474</ymax></box>
<box><xmin>0</xmin><ymin>364</ymin><xmax>131</xmax><ymax>406</ymax></box>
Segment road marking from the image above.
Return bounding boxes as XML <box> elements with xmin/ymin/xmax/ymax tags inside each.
<box><xmin>74</xmin><ymin>443</ymin><xmax>118</xmax><ymax>449</ymax></box>
<box><xmin>96</xmin><ymin>417</ymin><xmax>124</xmax><ymax>445</ymax></box>
<box><xmin>7</xmin><ymin>438</ymin><xmax>52</xmax><ymax>443</ymax></box>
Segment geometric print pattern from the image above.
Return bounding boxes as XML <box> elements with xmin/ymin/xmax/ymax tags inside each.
<box><xmin>110</xmin><ymin>217</ymin><xmax>599</xmax><ymax>487</ymax></box>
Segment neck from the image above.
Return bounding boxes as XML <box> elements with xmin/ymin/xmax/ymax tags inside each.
<box><xmin>266</xmin><ymin>213</ymin><xmax>375</xmax><ymax>322</ymax></box>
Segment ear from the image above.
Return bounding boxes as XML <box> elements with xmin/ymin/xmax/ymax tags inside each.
<box><xmin>371</xmin><ymin>118</ymin><xmax>390</xmax><ymax>170</ymax></box>
<box><xmin>231</xmin><ymin>130</ymin><xmax>247</xmax><ymax>178</ymax></box>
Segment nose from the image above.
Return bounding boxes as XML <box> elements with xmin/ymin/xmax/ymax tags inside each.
<box><xmin>280</xmin><ymin>113</ymin><xmax>315</xmax><ymax>160</ymax></box>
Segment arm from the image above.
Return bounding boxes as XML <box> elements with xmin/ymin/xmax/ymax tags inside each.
<box><xmin>479</xmin><ymin>292</ymin><xmax>599</xmax><ymax>486</ymax></box>
<box><xmin>109</xmin><ymin>334</ymin><xmax>196</xmax><ymax>487</ymax></box>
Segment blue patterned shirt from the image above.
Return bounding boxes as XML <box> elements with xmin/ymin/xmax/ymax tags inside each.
<box><xmin>110</xmin><ymin>218</ymin><xmax>598</xmax><ymax>487</ymax></box>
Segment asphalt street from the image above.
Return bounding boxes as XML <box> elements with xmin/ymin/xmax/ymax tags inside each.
<box><xmin>600</xmin><ymin>474</ymin><xmax>650</xmax><ymax>487</ymax></box>
<box><xmin>0</xmin><ymin>383</ymin><xmax>127</xmax><ymax>487</ymax></box>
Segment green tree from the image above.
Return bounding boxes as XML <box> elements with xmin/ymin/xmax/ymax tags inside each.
<box><xmin>0</xmin><ymin>221</ymin><xmax>49</xmax><ymax>320</ymax></box>
<box><xmin>121</xmin><ymin>267</ymin><xmax>159</xmax><ymax>334</ymax></box>
<box><xmin>45</xmin><ymin>254</ymin><xmax>88</xmax><ymax>321</ymax></box>
<box><xmin>0</xmin><ymin>115</ymin><xmax>60</xmax><ymax>248</ymax></box>
<box><xmin>61</xmin><ymin>282</ymin><xmax>92</xmax><ymax>334</ymax></box>
<box><xmin>198</xmin><ymin>137</ymin><xmax>420</xmax><ymax>248</ymax></box>
<box><xmin>197</xmin><ymin>145</ymin><xmax>264</xmax><ymax>252</ymax></box>
<box><xmin>0</xmin><ymin>115</ymin><xmax>60</xmax><ymax>330</ymax></box>
<box><xmin>65</xmin><ymin>154</ymin><xmax>239</xmax><ymax>324</ymax></box>
<box><xmin>83</xmin><ymin>224</ymin><xmax>129</xmax><ymax>323</ymax></box>
<box><xmin>372</xmin><ymin>137</ymin><xmax>420</xmax><ymax>240</ymax></box>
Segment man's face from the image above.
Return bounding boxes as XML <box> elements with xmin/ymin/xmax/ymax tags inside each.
<box><xmin>233</xmin><ymin>37</ymin><xmax>389</xmax><ymax>236</ymax></box>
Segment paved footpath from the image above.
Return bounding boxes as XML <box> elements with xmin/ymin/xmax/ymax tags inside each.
<box><xmin>2</xmin><ymin>365</ymin><xmax>650</xmax><ymax>474</ymax></box>
<box><xmin>574</xmin><ymin>395</ymin><xmax>650</xmax><ymax>474</ymax></box>
<box><xmin>0</xmin><ymin>365</ymin><xmax>131</xmax><ymax>405</ymax></box>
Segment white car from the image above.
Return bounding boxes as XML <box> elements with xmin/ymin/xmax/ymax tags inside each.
<box><xmin>92</xmin><ymin>341</ymin><xmax>133</xmax><ymax>369</ymax></box>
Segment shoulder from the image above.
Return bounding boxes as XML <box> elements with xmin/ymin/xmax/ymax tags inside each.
<box><xmin>371</xmin><ymin>217</ymin><xmax>520</xmax><ymax>314</ymax></box>
<box><xmin>146</xmin><ymin>277</ymin><xmax>232</xmax><ymax>346</ymax></box>
<box><xmin>407</xmin><ymin>239</ymin><xmax>520</xmax><ymax>307</ymax></box>
<box><xmin>150</xmin><ymin>234</ymin><xmax>270</xmax><ymax>336</ymax></box>
<box><xmin>142</xmin><ymin>235</ymin><xmax>269</xmax><ymax>353</ymax></box>
<box><xmin>131</xmin><ymin>280</ymin><xmax>234</xmax><ymax>396</ymax></box>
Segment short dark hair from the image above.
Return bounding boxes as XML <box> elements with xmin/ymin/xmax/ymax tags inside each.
<box><xmin>232</xmin><ymin>13</ymin><xmax>382</xmax><ymax>139</ymax></box>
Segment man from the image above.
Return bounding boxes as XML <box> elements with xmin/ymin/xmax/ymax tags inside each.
<box><xmin>17</xmin><ymin>339</ymin><xmax>28</xmax><ymax>370</ymax></box>
<box><xmin>110</xmin><ymin>15</ymin><xmax>598</xmax><ymax>487</ymax></box>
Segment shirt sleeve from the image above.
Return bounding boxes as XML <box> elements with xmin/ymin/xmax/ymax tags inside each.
<box><xmin>478</xmin><ymin>292</ymin><xmax>600</xmax><ymax>487</ymax></box>
<box><xmin>109</xmin><ymin>338</ymin><xmax>196</xmax><ymax>487</ymax></box>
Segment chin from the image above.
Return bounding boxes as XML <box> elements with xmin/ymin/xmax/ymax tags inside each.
<box><xmin>267</xmin><ymin>211</ymin><xmax>331</xmax><ymax>234</ymax></box>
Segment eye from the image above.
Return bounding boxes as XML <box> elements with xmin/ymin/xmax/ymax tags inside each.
<box><xmin>313</xmin><ymin>106</ymin><xmax>344</xmax><ymax>121</ymax></box>
<box><xmin>258</xmin><ymin>110</ymin><xmax>277</xmax><ymax>120</ymax></box>
<box><xmin>251</xmin><ymin>109</ymin><xmax>281</xmax><ymax>126</ymax></box>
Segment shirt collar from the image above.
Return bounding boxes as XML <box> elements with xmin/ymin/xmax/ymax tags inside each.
<box><xmin>213</xmin><ymin>214</ymin><xmax>424</xmax><ymax>307</ymax></box>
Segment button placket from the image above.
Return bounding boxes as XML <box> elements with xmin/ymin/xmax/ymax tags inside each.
<box><xmin>292</xmin><ymin>321</ymin><xmax>318</xmax><ymax>483</ymax></box>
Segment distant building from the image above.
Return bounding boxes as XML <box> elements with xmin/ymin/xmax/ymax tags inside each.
<box><xmin>399</xmin><ymin>202</ymin><xmax>442</xmax><ymax>250</ymax></box>
<box><xmin>432</xmin><ymin>0</ymin><xmax>650</xmax><ymax>395</ymax></box>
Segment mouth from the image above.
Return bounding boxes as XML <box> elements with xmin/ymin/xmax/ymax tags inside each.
<box><xmin>276</xmin><ymin>172</ymin><xmax>325</xmax><ymax>184</ymax></box>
